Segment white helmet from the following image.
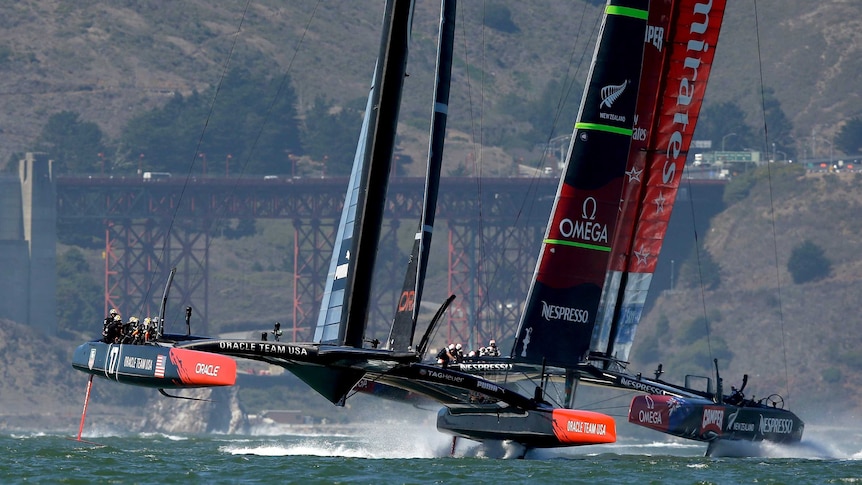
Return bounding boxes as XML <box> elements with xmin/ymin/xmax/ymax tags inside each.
<box><xmin>455</xmin><ymin>343</ymin><xmax>462</xmax><ymax>350</ymax></box>
<box><xmin>448</xmin><ymin>344</ymin><xmax>455</xmax><ymax>350</ymax></box>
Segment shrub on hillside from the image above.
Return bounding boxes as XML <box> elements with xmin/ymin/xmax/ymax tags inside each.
<box><xmin>678</xmin><ymin>242</ymin><xmax>721</xmax><ymax>290</ymax></box>
<box><xmin>787</xmin><ymin>240</ymin><xmax>831</xmax><ymax>284</ymax></box>
<box><xmin>483</xmin><ymin>4</ymin><xmax>519</xmax><ymax>33</ymax></box>
<box><xmin>821</xmin><ymin>367</ymin><xmax>842</xmax><ymax>383</ymax></box>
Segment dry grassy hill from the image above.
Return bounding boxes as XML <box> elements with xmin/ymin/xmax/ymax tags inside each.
<box><xmin>0</xmin><ymin>1</ymin><xmax>860</xmax><ymax>169</ymax></box>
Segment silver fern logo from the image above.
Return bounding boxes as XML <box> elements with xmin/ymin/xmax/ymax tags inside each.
<box><xmin>599</xmin><ymin>80</ymin><xmax>628</xmax><ymax>109</ymax></box>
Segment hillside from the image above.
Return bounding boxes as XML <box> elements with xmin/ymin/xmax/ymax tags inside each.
<box><xmin>0</xmin><ymin>1</ymin><xmax>860</xmax><ymax>171</ymax></box>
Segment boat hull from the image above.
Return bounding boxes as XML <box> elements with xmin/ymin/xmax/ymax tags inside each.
<box><xmin>629</xmin><ymin>394</ymin><xmax>803</xmax><ymax>443</ymax></box>
<box><xmin>72</xmin><ymin>341</ymin><xmax>237</xmax><ymax>389</ymax></box>
<box><xmin>437</xmin><ymin>406</ymin><xmax>616</xmax><ymax>448</ymax></box>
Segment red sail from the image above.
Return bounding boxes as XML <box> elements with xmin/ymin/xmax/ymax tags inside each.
<box><xmin>632</xmin><ymin>0</ymin><xmax>728</xmax><ymax>272</ymax></box>
<box><xmin>595</xmin><ymin>0</ymin><xmax>728</xmax><ymax>362</ymax></box>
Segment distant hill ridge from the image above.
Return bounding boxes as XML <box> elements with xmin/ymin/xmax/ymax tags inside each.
<box><xmin>0</xmin><ymin>1</ymin><xmax>859</xmax><ymax>168</ymax></box>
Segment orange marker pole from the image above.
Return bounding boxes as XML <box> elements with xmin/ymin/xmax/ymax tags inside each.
<box><xmin>76</xmin><ymin>375</ymin><xmax>94</xmax><ymax>441</ymax></box>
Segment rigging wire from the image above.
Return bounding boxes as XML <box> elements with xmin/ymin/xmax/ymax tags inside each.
<box><xmin>497</xmin><ymin>0</ymin><xmax>598</xmax><ymax>270</ymax></box>
<box><xmin>685</xmin><ymin>178</ymin><xmax>714</xmax><ymax>362</ymax></box>
<box><xmin>461</xmin><ymin>2</ymin><xmax>600</xmax><ymax>351</ymax></box>
<box><xmin>473</xmin><ymin>1</ymin><xmax>488</xmax><ymax>350</ymax></box>
<box><xmin>752</xmin><ymin>0</ymin><xmax>791</xmax><ymax>402</ymax></box>
<box><xmin>138</xmin><ymin>0</ymin><xmax>254</xmax><ymax>320</ymax></box>
<box><xmin>140</xmin><ymin>0</ymin><xmax>322</xmax><ymax>329</ymax></box>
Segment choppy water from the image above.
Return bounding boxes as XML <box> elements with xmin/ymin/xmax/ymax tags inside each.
<box><xmin>4</xmin><ymin>425</ymin><xmax>862</xmax><ymax>484</ymax></box>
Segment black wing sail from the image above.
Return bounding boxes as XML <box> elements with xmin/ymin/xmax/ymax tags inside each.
<box><xmin>314</xmin><ymin>0</ymin><xmax>414</xmax><ymax>348</ymax></box>
<box><xmin>387</xmin><ymin>0</ymin><xmax>456</xmax><ymax>352</ymax></box>
<box><xmin>510</xmin><ymin>1</ymin><xmax>649</xmax><ymax>368</ymax></box>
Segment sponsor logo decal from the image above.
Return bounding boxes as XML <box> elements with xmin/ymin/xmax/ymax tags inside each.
<box><xmin>632</xmin><ymin>114</ymin><xmax>647</xmax><ymax>141</ymax></box>
<box><xmin>520</xmin><ymin>327</ymin><xmax>533</xmax><ymax>357</ymax></box>
<box><xmin>759</xmin><ymin>415</ymin><xmax>794</xmax><ymax>434</ymax></box>
<box><xmin>662</xmin><ymin>0</ymin><xmax>715</xmax><ymax>186</ymax></box>
<box><xmin>459</xmin><ymin>363</ymin><xmax>513</xmax><ymax>372</ymax></box>
<box><xmin>397</xmin><ymin>290</ymin><xmax>415</xmax><ymax>312</ymax></box>
<box><xmin>701</xmin><ymin>406</ymin><xmax>724</xmax><ymax>435</ymax></box>
<box><xmin>567</xmin><ymin>420</ymin><xmax>608</xmax><ymax>435</ymax></box>
<box><xmin>620</xmin><ymin>377</ymin><xmax>666</xmax><ymax>395</ymax></box>
<box><xmin>634</xmin><ymin>396</ymin><xmax>663</xmax><ymax>425</ymax></box>
<box><xmin>195</xmin><ymin>363</ymin><xmax>221</xmax><ymax>377</ymax></box>
<box><xmin>424</xmin><ymin>369</ymin><xmax>465</xmax><ymax>384</ymax></box>
<box><xmin>725</xmin><ymin>409</ymin><xmax>754</xmax><ymax>432</ymax></box>
<box><xmin>541</xmin><ymin>300</ymin><xmax>589</xmax><ymax>323</ymax></box>
<box><xmin>599</xmin><ymin>80</ymin><xmax>628</xmax><ymax>109</ymax></box>
<box><xmin>599</xmin><ymin>80</ymin><xmax>629</xmax><ymax>123</ymax></box>
<box><xmin>218</xmin><ymin>341</ymin><xmax>308</xmax><ymax>356</ymax></box>
<box><xmin>475</xmin><ymin>380</ymin><xmax>500</xmax><ymax>393</ymax></box>
<box><xmin>558</xmin><ymin>197</ymin><xmax>608</xmax><ymax>243</ymax></box>
<box><xmin>731</xmin><ymin>421</ymin><xmax>755</xmax><ymax>432</ymax></box>
<box><xmin>123</xmin><ymin>356</ymin><xmax>154</xmax><ymax>371</ymax></box>
<box><xmin>645</xmin><ymin>25</ymin><xmax>664</xmax><ymax>51</ymax></box>
<box><xmin>154</xmin><ymin>354</ymin><xmax>166</xmax><ymax>378</ymax></box>
<box><xmin>637</xmin><ymin>408</ymin><xmax>662</xmax><ymax>425</ymax></box>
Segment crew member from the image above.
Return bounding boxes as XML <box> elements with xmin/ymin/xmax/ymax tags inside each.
<box><xmin>486</xmin><ymin>339</ymin><xmax>500</xmax><ymax>357</ymax></box>
<box><xmin>107</xmin><ymin>314</ymin><xmax>123</xmax><ymax>343</ymax></box>
<box><xmin>272</xmin><ymin>322</ymin><xmax>283</xmax><ymax>342</ymax></box>
<box><xmin>437</xmin><ymin>344</ymin><xmax>455</xmax><ymax>368</ymax></box>
<box><xmin>103</xmin><ymin>309</ymin><xmax>120</xmax><ymax>342</ymax></box>
<box><xmin>126</xmin><ymin>317</ymin><xmax>139</xmax><ymax>344</ymax></box>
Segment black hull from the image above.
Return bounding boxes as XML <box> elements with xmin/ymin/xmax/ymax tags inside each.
<box><xmin>629</xmin><ymin>394</ymin><xmax>804</xmax><ymax>444</ymax></box>
<box><xmin>71</xmin><ymin>340</ymin><xmax>236</xmax><ymax>389</ymax></box>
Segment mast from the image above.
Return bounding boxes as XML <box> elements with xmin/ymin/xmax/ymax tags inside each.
<box><xmin>314</xmin><ymin>0</ymin><xmax>414</xmax><ymax>347</ymax></box>
<box><xmin>510</xmin><ymin>0</ymin><xmax>649</xmax><ymax>369</ymax></box>
<box><xmin>388</xmin><ymin>0</ymin><xmax>456</xmax><ymax>351</ymax></box>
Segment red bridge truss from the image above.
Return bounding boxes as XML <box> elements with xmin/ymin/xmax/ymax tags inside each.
<box><xmin>57</xmin><ymin>175</ymin><xmax>724</xmax><ymax>352</ymax></box>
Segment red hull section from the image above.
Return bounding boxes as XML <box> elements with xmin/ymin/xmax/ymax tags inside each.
<box><xmin>551</xmin><ymin>408</ymin><xmax>617</xmax><ymax>445</ymax></box>
<box><xmin>169</xmin><ymin>347</ymin><xmax>237</xmax><ymax>387</ymax></box>
<box><xmin>437</xmin><ymin>406</ymin><xmax>616</xmax><ymax>448</ymax></box>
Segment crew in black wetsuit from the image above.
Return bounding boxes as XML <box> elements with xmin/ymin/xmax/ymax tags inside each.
<box><xmin>437</xmin><ymin>344</ymin><xmax>454</xmax><ymax>368</ymax></box>
<box><xmin>103</xmin><ymin>309</ymin><xmax>120</xmax><ymax>342</ymax></box>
